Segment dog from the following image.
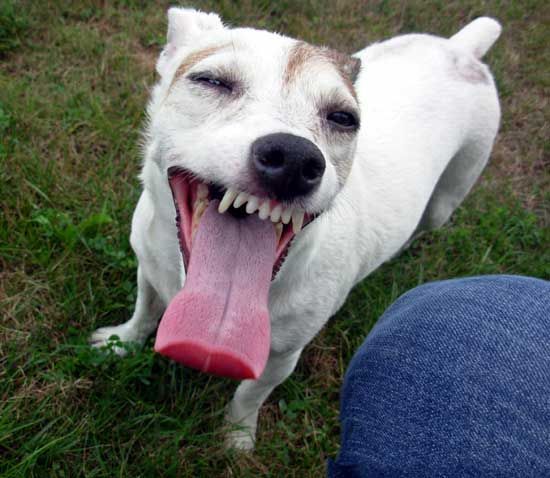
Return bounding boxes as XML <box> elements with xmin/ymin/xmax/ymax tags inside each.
<box><xmin>90</xmin><ymin>8</ymin><xmax>501</xmax><ymax>450</ymax></box>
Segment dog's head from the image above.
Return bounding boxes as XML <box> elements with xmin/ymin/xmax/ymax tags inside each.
<box><xmin>146</xmin><ymin>7</ymin><xmax>361</xmax><ymax>273</ymax></box>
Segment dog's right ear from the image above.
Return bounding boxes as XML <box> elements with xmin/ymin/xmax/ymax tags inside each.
<box><xmin>156</xmin><ymin>8</ymin><xmax>224</xmax><ymax>76</ymax></box>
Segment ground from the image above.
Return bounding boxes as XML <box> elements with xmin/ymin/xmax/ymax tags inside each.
<box><xmin>0</xmin><ymin>1</ymin><xmax>548</xmax><ymax>477</ymax></box>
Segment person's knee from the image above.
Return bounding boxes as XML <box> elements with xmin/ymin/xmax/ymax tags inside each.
<box><xmin>345</xmin><ymin>275</ymin><xmax>550</xmax><ymax>383</ymax></box>
<box><xmin>334</xmin><ymin>275</ymin><xmax>550</xmax><ymax>472</ymax></box>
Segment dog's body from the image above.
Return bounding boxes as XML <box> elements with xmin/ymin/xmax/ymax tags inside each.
<box><xmin>91</xmin><ymin>10</ymin><xmax>501</xmax><ymax>449</ymax></box>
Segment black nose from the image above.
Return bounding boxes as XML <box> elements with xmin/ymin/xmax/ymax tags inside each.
<box><xmin>250</xmin><ymin>133</ymin><xmax>326</xmax><ymax>201</ymax></box>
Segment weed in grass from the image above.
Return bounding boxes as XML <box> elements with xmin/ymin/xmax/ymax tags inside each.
<box><xmin>0</xmin><ymin>0</ymin><xmax>29</xmax><ymax>58</ymax></box>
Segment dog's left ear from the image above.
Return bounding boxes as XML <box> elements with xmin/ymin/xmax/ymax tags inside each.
<box><xmin>343</xmin><ymin>56</ymin><xmax>361</xmax><ymax>83</ymax></box>
<box><xmin>157</xmin><ymin>8</ymin><xmax>224</xmax><ymax>76</ymax></box>
<box><xmin>329</xmin><ymin>50</ymin><xmax>362</xmax><ymax>83</ymax></box>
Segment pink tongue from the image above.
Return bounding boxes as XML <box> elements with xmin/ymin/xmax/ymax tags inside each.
<box><xmin>154</xmin><ymin>201</ymin><xmax>276</xmax><ymax>380</ymax></box>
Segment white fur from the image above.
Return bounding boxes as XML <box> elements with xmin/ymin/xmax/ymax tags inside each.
<box><xmin>90</xmin><ymin>11</ymin><xmax>501</xmax><ymax>450</ymax></box>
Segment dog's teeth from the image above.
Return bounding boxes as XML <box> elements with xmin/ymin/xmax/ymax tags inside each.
<box><xmin>292</xmin><ymin>209</ymin><xmax>305</xmax><ymax>234</ymax></box>
<box><xmin>197</xmin><ymin>183</ymin><xmax>209</xmax><ymax>200</ymax></box>
<box><xmin>218</xmin><ymin>188</ymin><xmax>238</xmax><ymax>214</ymax></box>
<box><xmin>275</xmin><ymin>222</ymin><xmax>283</xmax><ymax>242</ymax></box>
<box><xmin>258</xmin><ymin>201</ymin><xmax>271</xmax><ymax>220</ymax></box>
<box><xmin>245</xmin><ymin>195</ymin><xmax>259</xmax><ymax>214</ymax></box>
<box><xmin>233</xmin><ymin>191</ymin><xmax>249</xmax><ymax>209</ymax></box>
<box><xmin>270</xmin><ymin>205</ymin><xmax>282</xmax><ymax>223</ymax></box>
<box><xmin>192</xmin><ymin>199</ymin><xmax>209</xmax><ymax>240</ymax></box>
<box><xmin>281</xmin><ymin>207</ymin><xmax>292</xmax><ymax>225</ymax></box>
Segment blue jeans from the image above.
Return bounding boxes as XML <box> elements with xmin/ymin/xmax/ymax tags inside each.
<box><xmin>328</xmin><ymin>275</ymin><xmax>550</xmax><ymax>477</ymax></box>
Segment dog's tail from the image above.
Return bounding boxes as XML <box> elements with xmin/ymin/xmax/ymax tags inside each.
<box><xmin>450</xmin><ymin>17</ymin><xmax>501</xmax><ymax>59</ymax></box>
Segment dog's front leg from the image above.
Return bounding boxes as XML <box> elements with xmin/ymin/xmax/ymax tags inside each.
<box><xmin>225</xmin><ymin>348</ymin><xmax>303</xmax><ymax>450</ymax></box>
<box><xmin>90</xmin><ymin>267</ymin><xmax>164</xmax><ymax>355</ymax></box>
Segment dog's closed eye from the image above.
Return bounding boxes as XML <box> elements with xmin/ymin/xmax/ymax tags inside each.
<box><xmin>189</xmin><ymin>72</ymin><xmax>234</xmax><ymax>93</ymax></box>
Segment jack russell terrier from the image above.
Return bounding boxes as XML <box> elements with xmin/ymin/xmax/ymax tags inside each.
<box><xmin>90</xmin><ymin>8</ymin><xmax>501</xmax><ymax>450</ymax></box>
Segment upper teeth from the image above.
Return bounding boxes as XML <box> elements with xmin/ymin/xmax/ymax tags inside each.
<box><xmin>218</xmin><ymin>188</ymin><xmax>238</xmax><ymax>214</ymax></box>
<box><xmin>270</xmin><ymin>205</ymin><xmax>282</xmax><ymax>223</ymax></box>
<box><xmin>281</xmin><ymin>207</ymin><xmax>292</xmax><ymax>225</ymax></box>
<box><xmin>291</xmin><ymin>209</ymin><xmax>305</xmax><ymax>234</ymax></box>
<box><xmin>217</xmin><ymin>187</ymin><xmax>306</xmax><ymax>233</ymax></box>
<box><xmin>245</xmin><ymin>195</ymin><xmax>259</xmax><ymax>214</ymax></box>
<box><xmin>233</xmin><ymin>191</ymin><xmax>249</xmax><ymax>209</ymax></box>
<box><xmin>258</xmin><ymin>201</ymin><xmax>271</xmax><ymax>220</ymax></box>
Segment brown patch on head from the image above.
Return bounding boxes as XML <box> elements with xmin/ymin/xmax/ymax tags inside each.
<box><xmin>284</xmin><ymin>41</ymin><xmax>361</xmax><ymax>99</ymax></box>
<box><xmin>170</xmin><ymin>44</ymin><xmax>227</xmax><ymax>88</ymax></box>
<box><xmin>284</xmin><ymin>41</ymin><xmax>318</xmax><ymax>85</ymax></box>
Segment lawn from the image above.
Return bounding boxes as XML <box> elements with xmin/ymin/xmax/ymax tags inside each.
<box><xmin>0</xmin><ymin>1</ymin><xmax>548</xmax><ymax>476</ymax></box>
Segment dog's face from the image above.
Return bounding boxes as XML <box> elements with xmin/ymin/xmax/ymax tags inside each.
<box><xmin>146</xmin><ymin>8</ymin><xmax>361</xmax><ymax>275</ymax></box>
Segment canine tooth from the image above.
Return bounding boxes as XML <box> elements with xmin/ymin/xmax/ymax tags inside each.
<box><xmin>270</xmin><ymin>205</ymin><xmax>282</xmax><ymax>223</ymax></box>
<box><xmin>258</xmin><ymin>201</ymin><xmax>271</xmax><ymax>220</ymax></box>
<box><xmin>192</xmin><ymin>199</ymin><xmax>209</xmax><ymax>240</ymax></box>
<box><xmin>275</xmin><ymin>222</ymin><xmax>283</xmax><ymax>242</ymax></box>
<box><xmin>245</xmin><ymin>195</ymin><xmax>259</xmax><ymax>214</ymax></box>
<box><xmin>197</xmin><ymin>183</ymin><xmax>209</xmax><ymax>199</ymax></box>
<box><xmin>281</xmin><ymin>207</ymin><xmax>293</xmax><ymax>225</ymax></box>
<box><xmin>292</xmin><ymin>209</ymin><xmax>305</xmax><ymax>234</ymax></box>
<box><xmin>218</xmin><ymin>188</ymin><xmax>238</xmax><ymax>214</ymax></box>
<box><xmin>233</xmin><ymin>191</ymin><xmax>249</xmax><ymax>209</ymax></box>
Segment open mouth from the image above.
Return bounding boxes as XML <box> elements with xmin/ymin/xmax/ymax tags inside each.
<box><xmin>166</xmin><ymin>167</ymin><xmax>311</xmax><ymax>278</ymax></box>
<box><xmin>154</xmin><ymin>167</ymin><xmax>314</xmax><ymax>381</ymax></box>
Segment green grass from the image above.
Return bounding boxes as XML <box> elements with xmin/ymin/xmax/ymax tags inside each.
<box><xmin>1</xmin><ymin>1</ymin><xmax>548</xmax><ymax>476</ymax></box>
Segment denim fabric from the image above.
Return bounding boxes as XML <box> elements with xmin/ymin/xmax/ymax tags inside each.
<box><xmin>328</xmin><ymin>275</ymin><xmax>550</xmax><ymax>477</ymax></box>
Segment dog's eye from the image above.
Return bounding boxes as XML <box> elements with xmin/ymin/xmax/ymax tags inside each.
<box><xmin>327</xmin><ymin>111</ymin><xmax>359</xmax><ymax>130</ymax></box>
<box><xmin>190</xmin><ymin>74</ymin><xmax>233</xmax><ymax>92</ymax></box>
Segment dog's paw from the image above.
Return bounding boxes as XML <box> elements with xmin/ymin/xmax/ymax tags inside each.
<box><xmin>89</xmin><ymin>324</ymin><xmax>141</xmax><ymax>357</ymax></box>
<box><xmin>225</xmin><ymin>428</ymin><xmax>256</xmax><ymax>452</ymax></box>
<box><xmin>224</xmin><ymin>406</ymin><xmax>258</xmax><ymax>452</ymax></box>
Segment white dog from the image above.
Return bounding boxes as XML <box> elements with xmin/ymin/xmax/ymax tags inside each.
<box><xmin>91</xmin><ymin>8</ymin><xmax>501</xmax><ymax>450</ymax></box>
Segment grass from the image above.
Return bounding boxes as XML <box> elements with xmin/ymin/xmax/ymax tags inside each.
<box><xmin>0</xmin><ymin>0</ymin><xmax>548</xmax><ymax>476</ymax></box>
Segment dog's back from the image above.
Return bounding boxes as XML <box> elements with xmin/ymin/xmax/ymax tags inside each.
<box><xmin>334</xmin><ymin>18</ymin><xmax>501</xmax><ymax>280</ymax></box>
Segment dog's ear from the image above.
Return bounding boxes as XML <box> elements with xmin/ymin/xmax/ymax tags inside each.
<box><xmin>342</xmin><ymin>56</ymin><xmax>361</xmax><ymax>83</ymax></box>
<box><xmin>157</xmin><ymin>8</ymin><xmax>224</xmax><ymax>76</ymax></box>
<box><xmin>328</xmin><ymin>50</ymin><xmax>362</xmax><ymax>83</ymax></box>
<box><xmin>166</xmin><ymin>7</ymin><xmax>223</xmax><ymax>46</ymax></box>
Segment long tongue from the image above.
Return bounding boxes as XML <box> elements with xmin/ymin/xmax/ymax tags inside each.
<box><xmin>154</xmin><ymin>201</ymin><xmax>276</xmax><ymax>380</ymax></box>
